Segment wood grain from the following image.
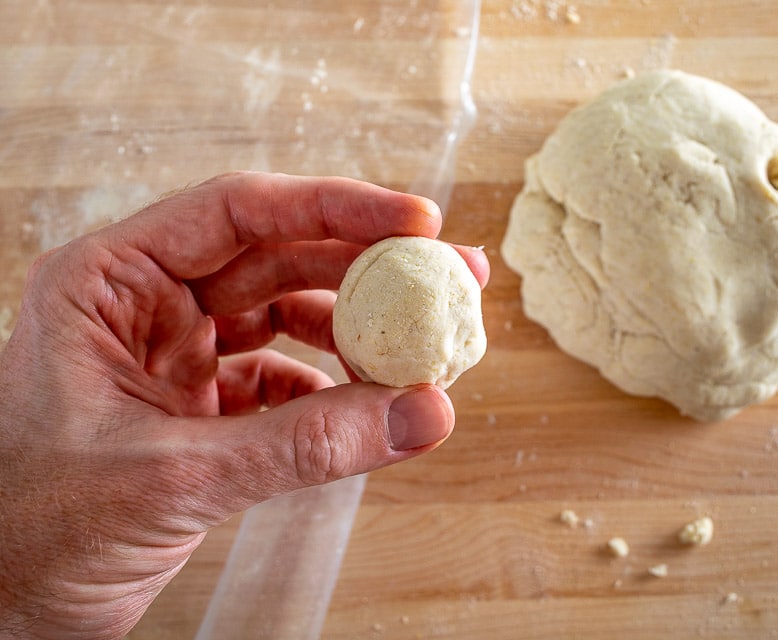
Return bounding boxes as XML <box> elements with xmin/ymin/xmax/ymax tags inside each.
<box><xmin>1</xmin><ymin>1</ymin><xmax>777</xmax><ymax>638</ymax></box>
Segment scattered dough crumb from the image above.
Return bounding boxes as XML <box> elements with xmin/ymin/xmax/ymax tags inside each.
<box><xmin>678</xmin><ymin>516</ymin><xmax>714</xmax><ymax>546</ymax></box>
<box><xmin>560</xmin><ymin>509</ymin><xmax>580</xmax><ymax>528</ymax></box>
<box><xmin>607</xmin><ymin>537</ymin><xmax>630</xmax><ymax>558</ymax></box>
<box><xmin>21</xmin><ymin>221</ymin><xmax>35</xmax><ymax>241</ymax></box>
<box><xmin>723</xmin><ymin>592</ymin><xmax>740</xmax><ymax>605</ymax></box>
<box><xmin>648</xmin><ymin>564</ymin><xmax>669</xmax><ymax>578</ymax></box>
<box><xmin>565</xmin><ymin>5</ymin><xmax>580</xmax><ymax>24</ymax></box>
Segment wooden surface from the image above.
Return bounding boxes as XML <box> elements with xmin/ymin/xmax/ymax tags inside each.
<box><xmin>2</xmin><ymin>1</ymin><xmax>778</xmax><ymax>638</ymax></box>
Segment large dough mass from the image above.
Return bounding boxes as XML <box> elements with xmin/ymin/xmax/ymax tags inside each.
<box><xmin>333</xmin><ymin>236</ymin><xmax>486</xmax><ymax>389</ymax></box>
<box><xmin>501</xmin><ymin>70</ymin><xmax>778</xmax><ymax>421</ymax></box>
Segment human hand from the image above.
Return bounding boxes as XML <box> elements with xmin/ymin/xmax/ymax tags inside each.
<box><xmin>0</xmin><ymin>172</ymin><xmax>489</xmax><ymax>639</ymax></box>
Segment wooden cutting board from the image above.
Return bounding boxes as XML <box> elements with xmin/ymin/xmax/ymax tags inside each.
<box><xmin>2</xmin><ymin>1</ymin><xmax>777</xmax><ymax>638</ymax></box>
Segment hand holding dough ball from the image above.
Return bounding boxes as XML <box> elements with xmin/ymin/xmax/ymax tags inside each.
<box><xmin>502</xmin><ymin>69</ymin><xmax>778</xmax><ymax>421</ymax></box>
<box><xmin>333</xmin><ymin>236</ymin><xmax>487</xmax><ymax>389</ymax></box>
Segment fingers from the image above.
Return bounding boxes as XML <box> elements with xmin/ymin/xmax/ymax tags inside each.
<box><xmin>217</xmin><ymin>349</ymin><xmax>335</xmax><ymax>415</ymax></box>
<box><xmin>207</xmin><ymin>246</ymin><xmax>488</xmax><ymax>358</ymax></box>
<box><xmin>194</xmin><ymin>240</ymin><xmax>490</xmax><ymax>318</ymax></box>
<box><xmin>170</xmin><ymin>383</ymin><xmax>454</xmax><ymax>520</ymax></box>
<box><xmin>213</xmin><ymin>290</ymin><xmax>337</xmax><ymax>356</ymax></box>
<box><xmin>190</xmin><ymin>239</ymin><xmax>362</xmax><ymax>316</ymax></box>
<box><xmin>452</xmin><ymin>244</ymin><xmax>491</xmax><ymax>290</ymax></box>
<box><xmin>113</xmin><ymin>172</ymin><xmax>443</xmax><ymax>281</ymax></box>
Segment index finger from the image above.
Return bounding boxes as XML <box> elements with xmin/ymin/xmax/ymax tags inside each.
<box><xmin>110</xmin><ymin>172</ymin><xmax>443</xmax><ymax>280</ymax></box>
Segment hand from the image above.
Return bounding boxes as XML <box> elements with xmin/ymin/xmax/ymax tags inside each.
<box><xmin>0</xmin><ymin>172</ymin><xmax>489</xmax><ymax>639</ymax></box>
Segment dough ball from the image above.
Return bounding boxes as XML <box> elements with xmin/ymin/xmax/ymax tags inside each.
<box><xmin>501</xmin><ymin>70</ymin><xmax>778</xmax><ymax>421</ymax></box>
<box><xmin>333</xmin><ymin>236</ymin><xmax>486</xmax><ymax>389</ymax></box>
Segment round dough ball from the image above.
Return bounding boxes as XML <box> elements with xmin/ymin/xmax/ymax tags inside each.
<box><xmin>333</xmin><ymin>236</ymin><xmax>486</xmax><ymax>389</ymax></box>
<box><xmin>501</xmin><ymin>70</ymin><xmax>778</xmax><ymax>421</ymax></box>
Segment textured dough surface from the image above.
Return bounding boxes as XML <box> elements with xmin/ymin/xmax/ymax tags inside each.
<box><xmin>501</xmin><ymin>69</ymin><xmax>778</xmax><ymax>421</ymax></box>
<box><xmin>333</xmin><ymin>236</ymin><xmax>486</xmax><ymax>389</ymax></box>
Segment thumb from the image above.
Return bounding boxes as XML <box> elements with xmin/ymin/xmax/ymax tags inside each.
<box><xmin>255</xmin><ymin>382</ymin><xmax>454</xmax><ymax>491</ymax></box>
<box><xmin>177</xmin><ymin>383</ymin><xmax>454</xmax><ymax>521</ymax></box>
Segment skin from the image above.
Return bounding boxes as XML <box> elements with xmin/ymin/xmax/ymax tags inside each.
<box><xmin>0</xmin><ymin>172</ymin><xmax>489</xmax><ymax>639</ymax></box>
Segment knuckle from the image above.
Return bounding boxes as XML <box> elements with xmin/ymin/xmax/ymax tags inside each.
<box><xmin>292</xmin><ymin>407</ymin><xmax>345</xmax><ymax>486</ymax></box>
<box><xmin>26</xmin><ymin>246</ymin><xmax>62</xmax><ymax>287</ymax></box>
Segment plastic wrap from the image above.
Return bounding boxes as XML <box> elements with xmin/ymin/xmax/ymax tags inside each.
<box><xmin>195</xmin><ymin>2</ymin><xmax>481</xmax><ymax>638</ymax></box>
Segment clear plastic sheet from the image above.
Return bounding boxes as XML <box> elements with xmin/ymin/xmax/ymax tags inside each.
<box><xmin>8</xmin><ymin>1</ymin><xmax>478</xmax><ymax>251</ymax></box>
<box><xmin>194</xmin><ymin>351</ymin><xmax>368</xmax><ymax>639</ymax></box>
<box><xmin>196</xmin><ymin>3</ymin><xmax>481</xmax><ymax>637</ymax></box>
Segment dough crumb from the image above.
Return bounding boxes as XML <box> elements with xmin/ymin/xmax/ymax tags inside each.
<box><xmin>723</xmin><ymin>592</ymin><xmax>740</xmax><ymax>605</ymax></box>
<box><xmin>607</xmin><ymin>537</ymin><xmax>630</xmax><ymax>558</ymax></box>
<box><xmin>560</xmin><ymin>509</ymin><xmax>580</xmax><ymax>528</ymax></box>
<box><xmin>678</xmin><ymin>516</ymin><xmax>714</xmax><ymax>546</ymax></box>
<box><xmin>648</xmin><ymin>564</ymin><xmax>668</xmax><ymax>578</ymax></box>
<box><xmin>20</xmin><ymin>221</ymin><xmax>35</xmax><ymax>241</ymax></box>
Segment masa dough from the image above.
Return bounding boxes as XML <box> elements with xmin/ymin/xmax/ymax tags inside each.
<box><xmin>501</xmin><ymin>70</ymin><xmax>778</xmax><ymax>421</ymax></box>
<box><xmin>333</xmin><ymin>236</ymin><xmax>486</xmax><ymax>389</ymax></box>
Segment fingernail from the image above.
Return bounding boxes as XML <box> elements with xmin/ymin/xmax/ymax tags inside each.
<box><xmin>387</xmin><ymin>387</ymin><xmax>454</xmax><ymax>451</ymax></box>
